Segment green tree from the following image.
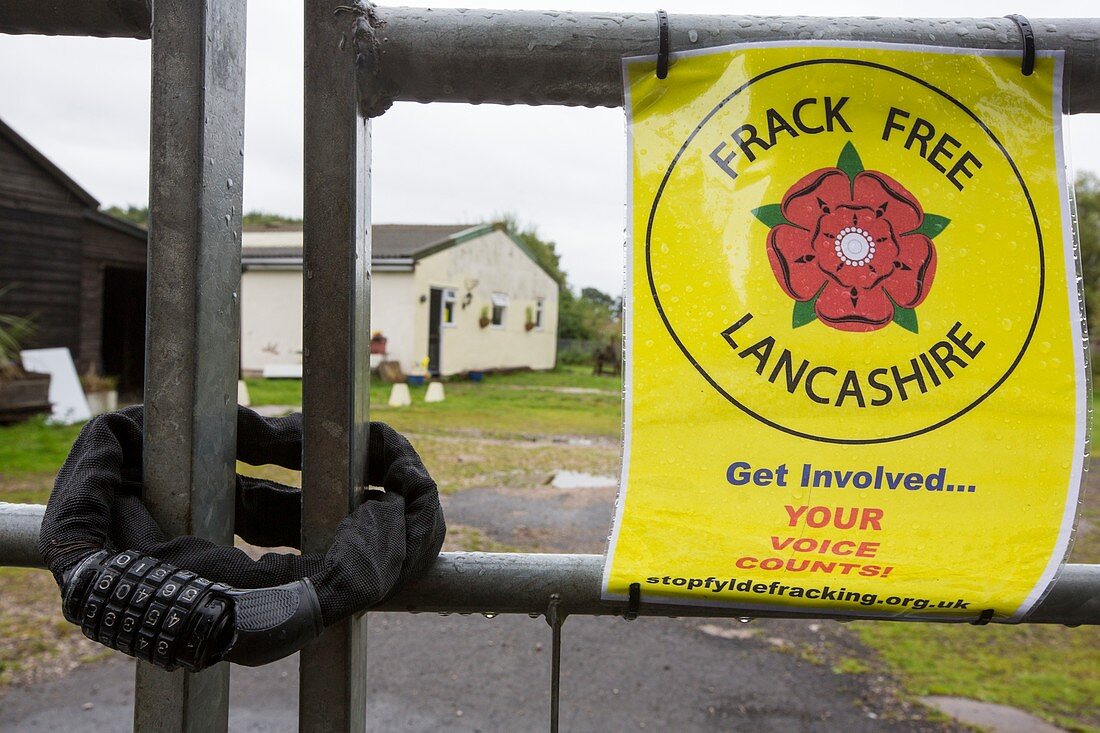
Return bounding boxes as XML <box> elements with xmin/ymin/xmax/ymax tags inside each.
<box><xmin>103</xmin><ymin>206</ymin><xmax>304</xmax><ymax>231</ymax></box>
<box><xmin>580</xmin><ymin>287</ymin><xmax>615</xmax><ymax>309</ymax></box>
<box><xmin>242</xmin><ymin>211</ymin><xmax>303</xmax><ymax>229</ymax></box>
<box><xmin>1076</xmin><ymin>175</ymin><xmax>1100</xmax><ymax>321</ymax></box>
<box><xmin>556</xmin><ymin>288</ymin><xmax>588</xmax><ymax>339</ymax></box>
<box><xmin>558</xmin><ymin>288</ymin><xmax>620</xmax><ymax>341</ymax></box>
<box><xmin>1075</xmin><ymin>173</ymin><xmax>1100</xmax><ymax>378</ymax></box>
<box><xmin>496</xmin><ymin>214</ymin><xmax>567</xmax><ymax>287</ymax></box>
<box><xmin>104</xmin><ymin>205</ymin><xmax>149</xmax><ymax>227</ymax></box>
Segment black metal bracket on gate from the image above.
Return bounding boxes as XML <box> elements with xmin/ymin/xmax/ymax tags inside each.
<box><xmin>971</xmin><ymin>608</ymin><xmax>996</xmax><ymax>626</ymax></box>
<box><xmin>623</xmin><ymin>582</ymin><xmax>641</xmax><ymax>621</ymax></box>
<box><xmin>656</xmin><ymin>9</ymin><xmax>671</xmax><ymax>80</ymax></box>
<box><xmin>1005</xmin><ymin>14</ymin><xmax>1036</xmax><ymax>76</ymax></box>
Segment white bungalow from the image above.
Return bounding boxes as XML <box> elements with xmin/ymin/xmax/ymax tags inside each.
<box><xmin>240</xmin><ymin>223</ymin><xmax>560</xmax><ymax>377</ymax></box>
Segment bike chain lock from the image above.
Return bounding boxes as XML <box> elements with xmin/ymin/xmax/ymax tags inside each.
<box><xmin>40</xmin><ymin>406</ymin><xmax>447</xmax><ymax>674</ymax></box>
<box><xmin>61</xmin><ymin>549</ymin><xmax>323</xmax><ymax>672</ymax></box>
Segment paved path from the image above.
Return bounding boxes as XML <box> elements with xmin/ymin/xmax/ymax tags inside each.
<box><xmin>0</xmin><ymin>615</ymin><xmax>962</xmax><ymax>732</ymax></box>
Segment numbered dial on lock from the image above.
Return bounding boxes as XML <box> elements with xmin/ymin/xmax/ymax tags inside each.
<box><xmin>61</xmin><ymin>550</ymin><xmax>235</xmax><ymax>672</ymax></box>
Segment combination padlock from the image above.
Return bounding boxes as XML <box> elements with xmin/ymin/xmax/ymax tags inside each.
<box><xmin>61</xmin><ymin>550</ymin><xmax>324</xmax><ymax>672</ymax></box>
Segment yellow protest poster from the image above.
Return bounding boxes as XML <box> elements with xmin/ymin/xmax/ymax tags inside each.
<box><xmin>603</xmin><ymin>43</ymin><xmax>1089</xmax><ymax>620</ymax></box>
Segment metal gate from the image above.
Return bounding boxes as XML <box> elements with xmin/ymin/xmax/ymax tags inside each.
<box><xmin>1</xmin><ymin>3</ymin><xmax>1098</xmax><ymax>731</ymax></box>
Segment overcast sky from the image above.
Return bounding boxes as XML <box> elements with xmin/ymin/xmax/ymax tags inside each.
<box><xmin>1</xmin><ymin>1</ymin><xmax>1097</xmax><ymax>294</ymax></box>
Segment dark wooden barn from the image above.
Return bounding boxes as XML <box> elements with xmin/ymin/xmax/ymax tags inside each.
<box><xmin>0</xmin><ymin>118</ymin><xmax>147</xmax><ymax>394</ymax></box>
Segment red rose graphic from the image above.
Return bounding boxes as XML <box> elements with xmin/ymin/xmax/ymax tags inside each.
<box><xmin>761</xmin><ymin>147</ymin><xmax>940</xmax><ymax>333</ymax></box>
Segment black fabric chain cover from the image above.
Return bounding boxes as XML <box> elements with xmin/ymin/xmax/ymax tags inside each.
<box><xmin>39</xmin><ymin>405</ymin><xmax>446</xmax><ymax>627</ymax></box>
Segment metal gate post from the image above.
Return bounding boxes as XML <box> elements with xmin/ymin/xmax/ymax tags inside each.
<box><xmin>135</xmin><ymin>1</ymin><xmax>247</xmax><ymax>731</ymax></box>
<box><xmin>300</xmin><ymin>2</ymin><xmax>372</xmax><ymax>731</ymax></box>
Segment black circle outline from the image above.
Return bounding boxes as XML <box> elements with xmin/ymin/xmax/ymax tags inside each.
<box><xmin>646</xmin><ymin>58</ymin><xmax>1045</xmax><ymax>445</ymax></box>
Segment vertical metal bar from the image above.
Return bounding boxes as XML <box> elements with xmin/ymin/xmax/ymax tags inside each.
<box><xmin>300</xmin><ymin>2</ymin><xmax>371</xmax><ymax>731</ymax></box>
<box><xmin>136</xmin><ymin>1</ymin><xmax>246</xmax><ymax>731</ymax></box>
<box><xmin>546</xmin><ymin>594</ymin><xmax>563</xmax><ymax>733</ymax></box>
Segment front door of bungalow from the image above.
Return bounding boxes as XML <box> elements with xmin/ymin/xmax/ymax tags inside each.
<box><xmin>427</xmin><ymin>287</ymin><xmax>443</xmax><ymax>375</ymax></box>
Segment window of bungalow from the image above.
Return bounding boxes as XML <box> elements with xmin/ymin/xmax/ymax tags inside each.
<box><xmin>491</xmin><ymin>292</ymin><xmax>508</xmax><ymax>327</ymax></box>
<box><xmin>442</xmin><ymin>288</ymin><xmax>457</xmax><ymax>326</ymax></box>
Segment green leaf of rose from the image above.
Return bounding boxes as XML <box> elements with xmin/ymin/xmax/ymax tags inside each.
<box><xmin>751</xmin><ymin>204</ymin><xmax>788</xmax><ymax>228</ymax></box>
<box><xmin>792</xmin><ymin>297</ymin><xmax>827</xmax><ymax>327</ymax></box>
<box><xmin>792</xmin><ymin>284</ymin><xmax>826</xmax><ymax>329</ymax></box>
<box><xmin>912</xmin><ymin>214</ymin><xmax>951</xmax><ymax>239</ymax></box>
<box><xmin>893</xmin><ymin>304</ymin><xmax>919</xmax><ymax>334</ymax></box>
<box><xmin>792</xmin><ymin>299</ymin><xmax>817</xmax><ymax>328</ymax></box>
<box><xmin>837</xmin><ymin>142</ymin><xmax>864</xmax><ymax>183</ymax></box>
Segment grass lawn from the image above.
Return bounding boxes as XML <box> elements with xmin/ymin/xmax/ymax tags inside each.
<box><xmin>856</xmin><ymin>622</ymin><xmax>1100</xmax><ymax>732</ymax></box>
<box><xmin>245</xmin><ymin>365</ymin><xmax>621</xmax><ymax>439</ymax></box>
<box><xmin>0</xmin><ymin>418</ymin><xmax>83</xmax><ymax>477</ymax></box>
<box><xmin>0</xmin><ymin>419</ymin><xmax>83</xmax><ymax>505</ymax></box>
<box><xmin>240</xmin><ymin>366</ymin><xmax>621</xmax><ymax>493</ymax></box>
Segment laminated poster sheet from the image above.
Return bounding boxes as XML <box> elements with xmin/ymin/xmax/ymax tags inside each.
<box><xmin>602</xmin><ymin>42</ymin><xmax>1089</xmax><ymax>621</ymax></box>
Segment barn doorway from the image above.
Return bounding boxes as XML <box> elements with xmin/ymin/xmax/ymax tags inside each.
<box><xmin>101</xmin><ymin>266</ymin><xmax>146</xmax><ymax>396</ymax></box>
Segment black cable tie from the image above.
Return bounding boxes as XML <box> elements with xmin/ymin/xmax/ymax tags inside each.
<box><xmin>1005</xmin><ymin>14</ymin><xmax>1036</xmax><ymax>76</ymax></box>
<box><xmin>656</xmin><ymin>9</ymin><xmax>670</xmax><ymax>80</ymax></box>
<box><xmin>971</xmin><ymin>608</ymin><xmax>995</xmax><ymax>626</ymax></box>
<box><xmin>624</xmin><ymin>582</ymin><xmax>641</xmax><ymax>620</ymax></box>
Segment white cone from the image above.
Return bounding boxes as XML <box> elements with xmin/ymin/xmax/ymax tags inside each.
<box><xmin>424</xmin><ymin>381</ymin><xmax>445</xmax><ymax>403</ymax></box>
<box><xmin>388</xmin><ymin>382</ymin><xmax>412</xmax><ymax>407</ymax></box>
<box><xmin>238</xmin><ymin>380</ymin><xmax>251</xmax><ymax>407</ymax></box>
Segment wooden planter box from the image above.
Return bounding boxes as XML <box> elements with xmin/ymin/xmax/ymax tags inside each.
<box><xmin>0</xmin><ymin>371</ymin><xmax>51</xmax><ymax>424</ymax></box>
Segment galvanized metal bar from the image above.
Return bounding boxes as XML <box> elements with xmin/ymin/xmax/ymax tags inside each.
<box><xmin>301</xmin><ymin>2</ymin><xmax>372</xmax><ymax>731</ymax></box>
<box><xmin>0</xmin><ymin>502</ymin><xmax>47</xmax><ymax>567</ymax></box>
<box><xmin>545</xmin><ymin>593</ymin><xmax>563</xmax><ymax>733</ymax></box>
<box><xmin>374</xmin><ymin>552</ymin><xmax>1100</xmax><ymax>627</ymax></box>
<box><xmin>358</xmin><ymin>9</ymin><xmax>1100</xmax><ymax>116</ymax></box>
<box><xmin>0</xmin><ymin>0</ymin><xmax>151</xmax><ymax>38</ymax></box>
<box><xmin>2</xmin><ymin>505</ymin><xmax>1098</xmax><ymax>624</ymax></box>
<box><xmin>135</xmin><ymin>1</ymin><xmax>246</xmax><ymax>731</ymax></box>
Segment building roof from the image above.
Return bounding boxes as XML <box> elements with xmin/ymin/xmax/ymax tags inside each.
<box><xmin>0</xmin><ymin>117</ymin><xmax>99</xmax><ymax>209</ymax></box>
<box><xmin>242</xmin><ymin>223</ymin><xmax>492</xmax><ymax>265</ymax></box>
<box><xmin>1</xmin><ymin>116</ymin><xmax>146</xmax><ymax>242</ymax></box>
<box><xmin>242</xmin><ymin>222</ymin><xmax>561</xmax><ymax>286</ymax></box>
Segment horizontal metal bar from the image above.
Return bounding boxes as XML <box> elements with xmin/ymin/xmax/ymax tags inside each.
<box><xmin>4</xmin><ymin>502</ymin><xmax>1098</xmax><ymax>625</ymax></box>
<box><xmin>359</xmin><ymin>8</ymin><xmax>1100</xmax><ymax>116</ymax></box>
<box><xmin>376</xmin><ymin>551</ymin><xmax>1100</xmax><ymax>626</ymax></box>
<box><xmin>0</xmin><ymin>0</ymin><xmax>151</xmax><ymax>38</ymax></box>
<box><xmin>0</xmin><ymin>502</ymin><xmax>46</xmax><ymax>568</ymax></box>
